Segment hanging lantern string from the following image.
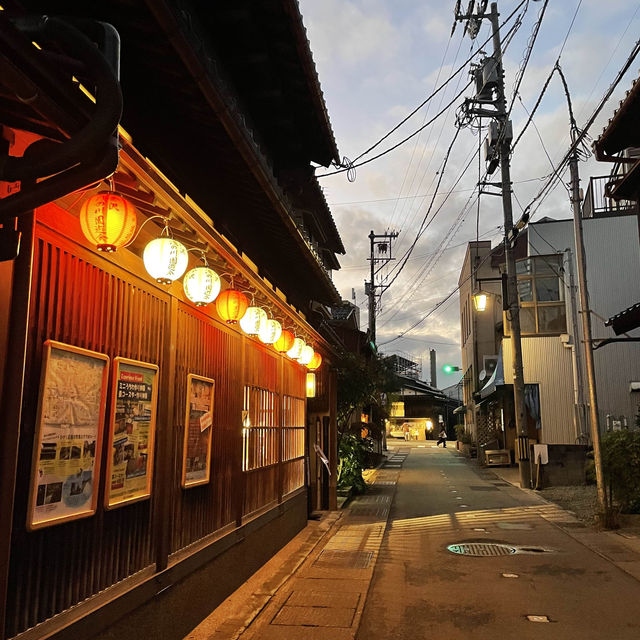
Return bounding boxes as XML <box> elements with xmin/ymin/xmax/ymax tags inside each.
<box><xmin>186</xmin><ymin>247</ymin><xmax>209</xmax><ymax>266</ymax></box>
<box><xmin>124</xmin><ymin>214</ymin><xmax>170</xmax><ymax>248</ymax></box>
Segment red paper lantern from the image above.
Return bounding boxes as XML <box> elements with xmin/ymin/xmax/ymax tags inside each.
<box><xmin>308</xmin><ymin>352</ymin><xmax>322</xmax><ymax>371</ymax></box>
<box><xmin>79</xmin><ymin>191</ymin><xmax>137</xmax><ymax>252</ymax></box>
<box><xmin>215</xmin><ymin>288</ymin><xmax>249</xmax><ymax>324</ymax></box>
<box><xmin>273</xmin><ymin>329</ymin><xmax>294</xmax><ymax>353</ymax></box>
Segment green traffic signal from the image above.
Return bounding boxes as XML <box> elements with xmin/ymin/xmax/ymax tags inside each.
<box><xmin>443</xmin><ymin>364</ymin><xmax>460</xmax><ymax>374</ymax></box>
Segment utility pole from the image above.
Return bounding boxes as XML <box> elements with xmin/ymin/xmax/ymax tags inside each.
<box><xmin>456</xmin><ymin>2</ymin><xmax>530</xmax><ymax>488</ymax></box>
<box><xmin>366</xmin><ymin>230</ymin><xmax>399</xmax><ymax>345</ymax></box>
<box><xmin>568</xmin><ymin>137</ymin><xmax>608</xmax><ymax>520</ymax></box>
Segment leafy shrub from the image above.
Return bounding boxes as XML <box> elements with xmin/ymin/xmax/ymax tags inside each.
<box><xmin>337</xmin><ymin>434</ymin><xmax>369</xmax><ymax>494</ymax></box>
<box><xmin>602</xmin><ymin>430</ymin><xmax>640</xmax><ymax>513</ymax></box>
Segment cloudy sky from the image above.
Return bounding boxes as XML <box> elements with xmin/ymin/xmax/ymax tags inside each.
<box><xmin>298</xmin><ymin>0</ymin><xmax>640</xmax><ymax>386</ymax></box>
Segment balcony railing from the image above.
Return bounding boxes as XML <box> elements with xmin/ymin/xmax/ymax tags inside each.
<box><xmin>582</xmin><ymin>175</ymin><xmax>636</xmax><ymax>218</ymax></box>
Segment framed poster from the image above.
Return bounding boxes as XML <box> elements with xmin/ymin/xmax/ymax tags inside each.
<box><xmin>27</xmin><ymin>341</ymin><xmax>110</xmax><ymax>531</ymax></box>
<box><xmin>104</xmin><ymin>357</ymin><xmax>159</xmax><ymax>510</ymax></box>
<box><xmin>182</xmin><ymin>374</ymin><xmax>215</xmax><ymax>488</ymax></box>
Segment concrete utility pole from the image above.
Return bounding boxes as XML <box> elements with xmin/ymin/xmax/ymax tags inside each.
<box><xmin>430</xmin><ymin>349</ymin><xmax>437</xmax><ymax>388</ymax></box>
<box><xmin>488</xmin><ymin>3</ymin><xmax>530</xmax><ymax>490</ymax></box>
<box><xmin>456</xmin><ymin>2</ymin><xmax>530</xmax><ymax>488</ymax></box>
<box><xmin>568</xmin><ymin>138</ymin><xmax>608</xmax><ymax>519</ymax></box>
<box><xmin>366</xmin><ymin>230</ymin><xmax>399</xmax><ymax>345</ymax></box>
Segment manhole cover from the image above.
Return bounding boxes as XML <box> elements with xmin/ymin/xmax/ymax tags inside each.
<box><xmin>447</xmin><ymin>542</ymin><xmax>517</xmax><ymax>557</ymax></box>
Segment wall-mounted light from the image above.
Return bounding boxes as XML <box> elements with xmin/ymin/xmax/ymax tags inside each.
<box><xmin>240</xmin><ymin>306</ymin><xmax>267</xmax><ymax>335</ymax></box>
<box><xmin>143</xmin><ymin>237</ymin><xmax>189</xmax><ymax>284</ymax></box>
<box><xmin>216</xmin><ymin>288</ymin><xmax>249</xmax><ymax>324</ymax></box>
<box><xmin>183</xmin><ymin>265</ymin><xmax>221</xmax><ymax>306</ymax></box>
<box><xmin>473</xmin><ymin>291</ymin><xmax>488</xmax><ymax>312</ymax></box>
<box><xmin>306</xmin><ymin>372</ymin><xmax>316</xmax><ymax>398</ymax></box>
<box><xmin>258</xmin><ymin>318</ymin><xmax>282</xmax><ymax>344</ymax></box>
<box><xmin>80</xmin><ymin>190</ymin><xmax>137</xmax><ymax>252</ymax></box>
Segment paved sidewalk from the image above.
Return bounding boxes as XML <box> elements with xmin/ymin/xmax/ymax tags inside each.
<box><xmin>185</xmin><ymin>449</ymin><xmax>406</xmax><ymax>639</ymax></box>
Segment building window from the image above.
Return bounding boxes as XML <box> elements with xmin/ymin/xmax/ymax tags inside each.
<box><xmin>505</xmin><ymin>255</ymin><xmax>566</xmax><ymax>335</ymax></box>
<box><xmin>282</xmin><ymin>395</ymin><xmax>305</xmax><ymax>462</ymax></box>
<box><xmin>242</xmin><ymin>386</ymin><xmax>278</xmax><ymax>471</ymax></box>
<box><xmin>390</xmin><ymin>402</ymin><xmax>405</xmax><ymax>417</ymax></box>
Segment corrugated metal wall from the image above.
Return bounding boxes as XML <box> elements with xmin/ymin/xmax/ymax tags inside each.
<box><xmin>529</xmin><ymin>218</ymin><xmax>640</xmax><ymax>427</ymax></box>
<box><xmin>5</xmin><ymin>216</ymin><xmax>313</xmax><ymax>637</ymax></box>
<box><xmin>502</xmin><ymin>337</ymin><xmax>576</xmax><ymax>444</ymax></box>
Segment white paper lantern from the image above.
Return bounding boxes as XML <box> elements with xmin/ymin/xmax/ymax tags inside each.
<box><xmin>143</xmin><ymin>237</ymin><xmax>188</xmax><ymax>284</ymax></box>
<box><xmin>298</xmin><ymin>345</ymin><xmax>314</xmax><ymax>366</ymax></box>
<box><xmin>240</xmin><ymin>306</ymin><xmax>268</xmax><ymax>335</ymax></box>
<box><xmin>287</xmin><ymin>337</ymin><xmax>305</xmax><ymax>360</ymax></box>
<box><xmin>258</xmin><ymin>318</ymin><xmax>282</xmax><ymax>344</ymax></box>
<box><xmin>183</xmin><ymin>266</ymin><xmax>221</xmax><ymax>306</ymax></box>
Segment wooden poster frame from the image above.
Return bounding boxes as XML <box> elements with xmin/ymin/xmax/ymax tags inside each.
<box><xmin>27</xmin><ymin>340</ymin><xmax>110</xmax><ymax>531</ymax></box>
<box><xmin>104</xmin><ymin>357</ymin><xmax>159</xmax><ymax>510</ymax></box>
<box><xmin>181</xmin><ymin>374</ymin><xmax>216</xmax><ymax>489</ymax></box>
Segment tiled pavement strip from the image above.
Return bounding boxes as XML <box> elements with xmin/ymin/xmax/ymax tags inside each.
<box><xmin>185</xmin><ymin>449</ymin><xmax>407</xmax><ymax>640</ymax></box>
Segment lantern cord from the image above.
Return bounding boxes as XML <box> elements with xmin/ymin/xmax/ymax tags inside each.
<box><xmin>123</xmin><ymin>214</ymin><xmax>170</xmax><ymax>248</ymax></box>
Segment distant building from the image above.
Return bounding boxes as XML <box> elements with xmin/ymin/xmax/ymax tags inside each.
<box><xmin>458</xmin><ymin>211</ymin><xmax>640</xmax><ymax>466</ymax></box>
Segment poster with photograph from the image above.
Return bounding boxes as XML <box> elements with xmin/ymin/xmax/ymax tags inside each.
<box><xmin>105</xmin><ymin>358</ymin><xmax>159</xmax><ymax>509</ymax></box>
<box><xmin>28</xmin><ymin>341</ymin><xmax>109</xmax><ymax>530</ymax></box>
<box><xmin>182</xmin><ymin>374</ymin><xmax>215</xmax><ymax>488</ymax></box>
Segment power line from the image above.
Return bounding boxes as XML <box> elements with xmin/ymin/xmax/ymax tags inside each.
<box><xmin>523</xmin><ymin>36</ymin><xmax>640</xmax><ymax>222</ymax></box>
<box><xmin>316</xmin><ymin>0</ymin><xmax>529</xmax><ymax>178</ymax></box>
<box><xmin>327</xmin><ymin>176</ymin><xmax>549</xmax><ymax>206</ymax></box>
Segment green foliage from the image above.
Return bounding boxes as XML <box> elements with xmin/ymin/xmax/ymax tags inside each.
<box><xmin>336</xmin><ymin>352</ymin><xmax>399</xmax><ymax>433</ymax></box>
<box><xmin>336</xmin><ymin>434</ymin><xmax>369</xmax><ymax>494</ymax></box>
<box><xmin>602</xmin><ymin>430</ymin><xmax>640</xmax><ymax>514</ymax></box>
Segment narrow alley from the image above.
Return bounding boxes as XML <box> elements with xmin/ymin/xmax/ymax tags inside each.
<box><xmin>189</xmin><ymin>446</ymin><xmax>640</xmax><ymax>640</ymax></box>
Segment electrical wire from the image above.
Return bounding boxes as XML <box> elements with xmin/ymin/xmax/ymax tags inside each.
<box><xmin>523</xmin><ymin>36</ymin><xmax>640</xmax><ymax>222</ymax></box>
<box><xmin>317</xmin><ymin>0</ymin><xmax>529</xmax><ymax>178</ymax></box>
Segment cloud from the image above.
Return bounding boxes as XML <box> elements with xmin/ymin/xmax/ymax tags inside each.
<box><xmin>300</xmin><ymin>0</ymin><xmax>640</xmax><ymax>382</ymax></box>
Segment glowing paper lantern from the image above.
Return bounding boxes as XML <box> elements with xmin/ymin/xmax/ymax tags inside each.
<box><xmin>143</xmin><ymin>237</ymin><xmax>188</xmax><ymax>284</ymax></box>
<box><xmin>258</xmin><ymin>318</ymin><xmax>282</xmax><ymax>344</ymax></box>
<box><xmin>274</xmin><ymin>329</ymin><xmax>294</xmax><ymax>353</ymax></box>
<box><xmin>216</xmin><ymin>289</ymin><xmax>249</xmax><ymax>324</ymax></box>
<box><xmin>287</xmin><ymin>338</ymin><xmax>305</xmax><ymax>360</ymax></box>
<box><xmin>298</xmin><ymin>345</ymin><xmax>314</xmax><ymax>366</ymax></box>
<box><xmin>240</xmin><ymin>306</ymin><xmax>268</xmax><ymax>335</ymax></box>
<box><xmin>79</xmin><ymin>191</ymin><xmax>137</xmax><ymax>252</ymax></box>
<box><xmin>183</xmin><ymin>266</ymin><xmax>221</xmax><ymax>306</ymax></box>
<box><xmin>306</xmin><ymin>373</ymin><xmax>316</xmax><ymax>398</ymax></box>
<box><xmin>308</xmin><ymin>352</ymin><xmax>322</xmax><ymax>371</ymax></box>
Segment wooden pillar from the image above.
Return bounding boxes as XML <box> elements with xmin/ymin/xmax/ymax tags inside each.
<box><xmin>328</xmin><ymin>367</ymin><xmax>338</xmax><ymax>510</ymax></box>
<box><xmin>154</xmin><ymin>296</ymin><xmax>178</xmax><ymax>571</ymax></box>
<box><xmin>0</xmin><ymin>213</ymin><xmax>34</xmax><ymax>640</ymax></box>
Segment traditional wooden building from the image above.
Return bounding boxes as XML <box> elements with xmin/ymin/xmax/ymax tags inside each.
<box><xmin>0</xmin><ymin>2</ymin><xmax>344</xmax><ymax>639</ymax></box>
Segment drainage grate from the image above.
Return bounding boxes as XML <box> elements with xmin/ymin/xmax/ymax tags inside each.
<box><xmin>469</xmin><ymin>485</ymin><xmax>500</xmax><ymax>492</ymax></box>
<box><xmin>447</xmin><ymin>542</ymin><xmax>517</xmax><ymax>557</ymax></box>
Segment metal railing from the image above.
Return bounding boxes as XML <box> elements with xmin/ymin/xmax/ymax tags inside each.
<box><xmin>582</xmin><ymin>175</ymin><xmax>636</xmax><ymax>218</ymax></box>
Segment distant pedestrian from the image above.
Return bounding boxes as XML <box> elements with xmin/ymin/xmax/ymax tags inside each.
<box><xmin>403</xmin><ymin>424</ymin><xmax>410</xmax><ymax>441</ymax></box>
<box><xmin>437</xmin><ymin>428</ymin><xmax>447</xmax><ymax>447</ymax></box>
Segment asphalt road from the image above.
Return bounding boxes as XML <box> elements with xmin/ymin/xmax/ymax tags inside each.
<box><xmin>356</xmin><ymin>444</ymin><xmax>640</xmax><ymax>640</ymax></box>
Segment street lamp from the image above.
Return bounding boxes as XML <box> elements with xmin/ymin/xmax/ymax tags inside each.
<box><xmin>473</xmin><ymin>291</ymin><xmax>488</xmax><ymax>312</ymax></box>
